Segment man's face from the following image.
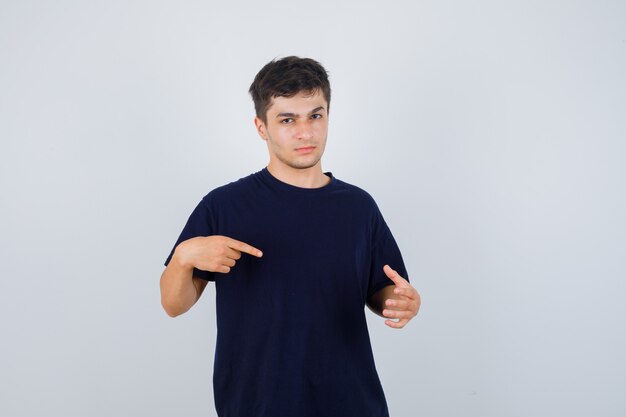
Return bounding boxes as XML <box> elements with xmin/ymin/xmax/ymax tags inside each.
<box><xmin>254</xmin><ymin>89</ymin><xmax>329</xmax><ymax>171</ymax></box>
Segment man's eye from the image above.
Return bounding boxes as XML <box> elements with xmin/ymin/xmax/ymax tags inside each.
<box><xmin>311</xmin><ymin>114</ymin><xmax>322</xmax><ymax>119</ymax></box>
<box><xmin>280</xmin><ymin>118</ymin><xmax>293</xmax><ymax>124</ymax></box>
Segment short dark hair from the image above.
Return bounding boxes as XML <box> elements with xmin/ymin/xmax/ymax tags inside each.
<box><xmin>248</xmin><ymin>56</ymin><xmax>331</xmax><ymax>125</ymax></box>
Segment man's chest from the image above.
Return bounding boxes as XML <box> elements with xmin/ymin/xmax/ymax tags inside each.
<box><xmin>211</xmin><ymin>196</ymin><xmax>374</xmax><ymax>308</ymax></box>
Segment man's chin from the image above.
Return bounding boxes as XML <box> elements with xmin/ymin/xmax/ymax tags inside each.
<box><xmin>281</xmin><ymin>155</ymin><xmax>322</xmax><ymax>170</ymax></box>
<box><xmin>294</xmin><ymin>158</ymin><xmax>323</xmax><ymax>169</ymax></box>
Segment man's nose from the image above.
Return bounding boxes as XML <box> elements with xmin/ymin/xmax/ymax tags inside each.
<box><xmin>296</xmin><ymin>123</ymin><xmax>314</xmax><ymax>140</ymax></box>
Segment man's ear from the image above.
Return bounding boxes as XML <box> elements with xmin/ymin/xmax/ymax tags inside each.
<box><xmin>254</xmin><ymin>116</ymin><xmax>268</xmax><ymax>141</ymax></box>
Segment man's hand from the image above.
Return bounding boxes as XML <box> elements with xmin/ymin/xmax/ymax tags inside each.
<box><xmin>381</xmin><ymin>264</ymin><xmax>421</xmax><ymax>329</ymax></box>
<box><xmin>175</xmin><ymin>235</ymin><xmax>263</xmax><ymax>274</ymax></box>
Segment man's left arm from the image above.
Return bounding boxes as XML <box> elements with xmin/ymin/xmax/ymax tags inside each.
<box><xmin>366</xmin><ymin>265</ymin><xmax>421</xmax><ymax>329</ymax></box>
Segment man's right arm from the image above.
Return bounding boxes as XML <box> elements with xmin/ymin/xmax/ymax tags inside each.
<box><xmin>159</xmin><ymin>235</ymin><xmax>263</xmax><ymax>317</ymax></box>
<box><xmin>160</xmin><ymin>247</ymin><xmax>208</xmax><ymax>317</ymax></box>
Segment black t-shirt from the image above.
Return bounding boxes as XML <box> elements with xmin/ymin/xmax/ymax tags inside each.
<box><xmin>164</xmin><ymin>167</ymin><xmax>409</xmax><ymax>417</ymax></box>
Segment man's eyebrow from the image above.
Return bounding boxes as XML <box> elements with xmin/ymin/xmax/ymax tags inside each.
<box><xmin>275</xmin><ymin>106</ymin><xmax>326</xmax><ymax>118</ymax></box>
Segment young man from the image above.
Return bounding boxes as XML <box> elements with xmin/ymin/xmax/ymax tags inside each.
<box><xmin>160</xmin><ymin>56</ymin><xmax>421</xmax><ymax>417</ymax></box>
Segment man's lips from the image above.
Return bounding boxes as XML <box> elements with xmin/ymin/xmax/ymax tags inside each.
<box><xmin>295</xmin><ymin>146</ymin><xmax>316</xmax><ymax>154</ymax></box>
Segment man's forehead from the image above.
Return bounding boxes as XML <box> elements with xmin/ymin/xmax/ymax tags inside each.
<box><xmin>267</xmin><ymin>90</ymin><xmax>327</xmax><ymax>115</ymax></box>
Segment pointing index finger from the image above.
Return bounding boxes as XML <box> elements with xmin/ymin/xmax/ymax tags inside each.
<box><xmin>227</xmin><ymin>237</ymin><xmax>263</xmax><ymax>258</ymax></box>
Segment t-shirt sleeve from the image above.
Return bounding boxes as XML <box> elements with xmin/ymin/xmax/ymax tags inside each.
<box><xmin>163</xmin><ymin>196</ymin><xmax>215</xmax><ymax>281</ymax></box>
<box><xmin>367</xmin><ymin>205</ymin><xmax>409</xmax><ymax>301</ymax></box>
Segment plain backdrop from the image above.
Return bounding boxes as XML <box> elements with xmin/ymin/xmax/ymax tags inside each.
<box><xmin>1</xmin><ymin>1</ymin><xmax>625</xmax><ymax>416</ymax></box>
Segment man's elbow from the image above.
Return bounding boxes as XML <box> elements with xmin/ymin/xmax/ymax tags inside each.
<box><xmin>161</xmin><ymin>298</ymin><xmax>189</xmax><ymax>318</ymax></box>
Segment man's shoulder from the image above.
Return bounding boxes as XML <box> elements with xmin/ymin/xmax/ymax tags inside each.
<box><xmin>200</xmin><ymin>171</ymin><xmax>259</xmax><ymax>203</ymax></box>
<box><xmin>333</xmin><ymin>176</ymin><xmax>379</xmax><ymax>207</ymax></box>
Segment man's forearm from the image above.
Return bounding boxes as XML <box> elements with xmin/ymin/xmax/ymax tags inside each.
<box><xmin>160</xmin><ymin>250</ymin><xmax>198</xmax><ymax>317</ymax></box>
<box><xmin>366</xmin><ymin>284</ymin><xmax>397</xmax><ymax>317</ymax></box>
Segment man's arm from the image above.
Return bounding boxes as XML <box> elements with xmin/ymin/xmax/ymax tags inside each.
<box><xmin>366</xmin><ymin>284</ymin><xmax>397</xmax><ymax>317</ymax></box>
<box><xmin>160</xmin><ymin>235</ymin><xmax>263</xmax><ymax>317</ymax></box>
<box><xmin>160</xmin><ymin>249</ymin><xmax>208</xmax><ymax>317</ymax></box>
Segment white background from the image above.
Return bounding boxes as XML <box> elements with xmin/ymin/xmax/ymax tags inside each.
<box><xmin>1</xmin><ymin>1</ymin><xmax>625</xmax><ymax>416</ymax></box>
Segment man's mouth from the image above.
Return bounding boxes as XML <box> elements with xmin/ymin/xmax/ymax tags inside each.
<box><xmin>295</xmin><ymin>146</ymin><xmax>316</xmax><ymax>154</ymax></box>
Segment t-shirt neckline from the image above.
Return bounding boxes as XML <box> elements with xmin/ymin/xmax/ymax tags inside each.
<box><xmin>259</xmin><ymin>167</ymin><xmax>336</xmax><ymax>194</ymax></box>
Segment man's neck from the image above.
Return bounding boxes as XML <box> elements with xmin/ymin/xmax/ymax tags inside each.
<box><xmin>266</xmin><ymin>162</ymin><xmax>330</xmax><ymax>189</ymax></box>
